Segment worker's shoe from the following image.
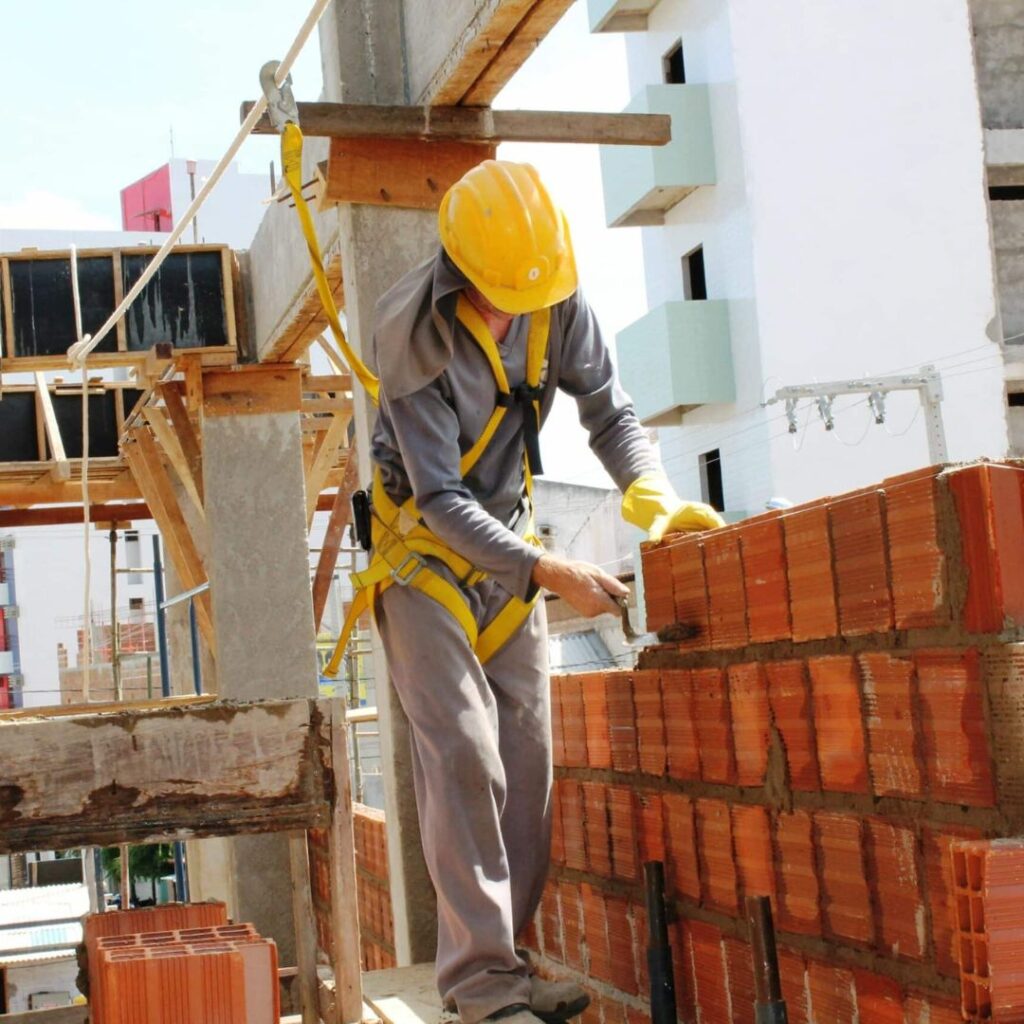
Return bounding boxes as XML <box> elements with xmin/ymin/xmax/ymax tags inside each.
<box><xmin>529</xmin><ymin>977</ymin><xmax>590</xmax><ymax>1024</ymax></box>
<box><xmin>484</xmin><ymin>1004</ymin><xmax>543</xmax><ymax>1024</ymax></box>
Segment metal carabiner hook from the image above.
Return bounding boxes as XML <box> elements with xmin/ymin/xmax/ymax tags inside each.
<box><xmin>259</xmin><ymin>60</ymin><xmax>299</xmax><ymax>133</ymax></box>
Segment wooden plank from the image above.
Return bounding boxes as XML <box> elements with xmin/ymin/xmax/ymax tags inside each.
<box><xmin>1</xmin><ymin>243</ymin><xmax>228</xmax><ymax>262</ymax></box>
<box><xmin>143</xmin><ymin>405</ymin><xmax>204</xmax><ymax>521</ymax></box>
<box><xmin>123</xmin><ymin>428</ymin><xmax>213</xmax><ymax>644</ymax></box>
<box><xmin>33</xmin><ymin>373</ymin><xmax>70</xmax><ymax>481</ymax></box>
<box><xmin>221</xmin><ymin>246</ymin><xmax>238</xmax><ymax>354</ymax></box>
<box><xmin>323</xmin><ymin>138</ymin><xmax>494</xmax><ymax>210</ymax></box>
<box><xmin>463</xmin><ymin>0</ymin><xmax>575</xmax><ymax>105</ymax></box>
<box><xmin>158</xmin><ymin>381</ymin><xmax>204</xmax><ymax>503</ymax></box>
<box><xmin>315</xmin><ymin>333</ymin><xmax>351</xmax><ymax>375</ymax></box>
<box><xmin>306</xmin><ymin>415</ymin><xmax>351</xmax><ymax>524</ymax></box>
<box><xmin>289</xmin><ymin>834</ymin><xmax>321</xmax><ymax>1024</ymax></box>
<box><xmin>111</xmin><ymin>249</ymin><xmax>127</xmax><ymax>350</ymax></box>
<box><xmin>182</xmin><ymin>354</ymin><xmax>205</xmax><ymax>413</ymax></box>
<box><xmin>304</xmin><ymin>374</ymin><xmax>353</xmax><ymax>394</ymax></box>
<box><xmin>0</xmin><ymin>471</ymin><xmax>139</xmax><ymax>509</ymax></box>
<box><xmin>1</xmin><ymin>257</ymin><xmax>14</xmax><ymax>360</ymax></box>
<box><xmin>0</xmin><ymin>693</ymin><xmax>214</xmax><ymax>722</ymax></box>
<box><xmin>0</xmin><ymin>349</ymin><xmax>237</xmax><ymax>375</ymax></box>
<box><xmin>202</xmin><ymin>364</ymin><xmax>303</xmax><ymax>417</ymax></box>
<box><xmin>244</xmin><ymin>102</ymin><xmax>671</xmax><ymax>147</ymax></box>
<box><xmin>0</xmin><ymin>1006</ymin><xmax>88</xmax><ymax>1024</ymax></box>
<box><xmin>313</xmin><ymin>456</ymin><xmax>360</xmax><ymax>631</ymax></box>
<box><xmin>0</xmin><ymin>698</ymin><xmax>330</xmax><ymax>853</ymax></box>
<box><xmin>362</xmin><ymin>963</ymin><xmax>441</xmax><ymax>1024</ymax></box>
<box><xmin>325</xmin><ymin>699</ymin><xmax>363</xmax><ymax>1024</ymax></box>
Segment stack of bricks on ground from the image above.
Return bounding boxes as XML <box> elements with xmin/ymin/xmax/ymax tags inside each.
<box><xmin>84</xmin><ymin>901</ymin><xmax>278</xmax><ymax>1023</ymax></box>
<box><xmin>524</xmin><ymin>461</ymin><xmax>1024</xmax><ymax>1024</ymax></box>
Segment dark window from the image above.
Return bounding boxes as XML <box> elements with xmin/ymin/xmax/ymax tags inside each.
<box><xmin>683</xmin><ymin>246</ymin><xmax>707</xmax><ymax>301</ymax></box>
<box><xmin>990</xmin><ymin>186</ymin><xmax>1024</xmax><ymax>201</ymax></box>
<box><xmin>129</xmin><ymin>597</ymin><xmax>144</xmax><ymax>611</ymax></box>
<box><xmin>699</xmin><ymin>449</ymin><xmax>724</xmax><ymax>512</ymax></box>
<box><xmin>663</xmin><ymin>40</ymin><xmax>686</xmax><ymax>84</ymax></box>
<box><xmin>1009</xmin><ymin>392</ymin><xmax>1024</xmax><ymax>406</ymax></box>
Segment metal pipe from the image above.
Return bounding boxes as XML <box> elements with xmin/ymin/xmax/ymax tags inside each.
<box><xmin>109</xmin><ymin>527</ymin><xmax>121</xmax><ymax>701</ymax></box>
<box><xmin>189</xmin><ymin>598</ymin><xmax>202</xmax><ymax>695</ymax></box>
<box><xmin>643</xmin><ymin>861</ymin><xmax>677</xmax><ymax>1024</ymax></box>
<box><xmin>746</xmin><ymin>895</ymin><xmax>788</xmax><ymax>1024</ymax></box>
<box><xmin>152</xmin><ymin>537</ymin><xmax>171</xmax><ymax>699</ymax></box>
<box><xmin>160</xmin><ymin>580</ymin><xmax>210</xmax><ymax>610</ymax></box>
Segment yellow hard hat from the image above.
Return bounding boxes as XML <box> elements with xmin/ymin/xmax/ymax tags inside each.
<box><xmin>438</xmin><ymin>160</ymin><xmax>578</xmax><ymax>315</ymax></box>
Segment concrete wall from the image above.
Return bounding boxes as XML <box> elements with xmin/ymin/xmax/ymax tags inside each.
<box><xmin>991</xmin><ymin>199</ymin><xmax>1024</xmax><ymax>342</ymax></box>
<box><xmin>3</xmin><ymin>958</ymin><xmax>77</xmax><ymax>1013</ymax></box>
<box><xmin>166</xmin><ymin>159</ymin><xmax>269</xmax><ymax>250</ymax></box>
<box><xmin>968</xmin><ymin>0</ymin><xmax>1024</xmax><ymax>129</ymax></box>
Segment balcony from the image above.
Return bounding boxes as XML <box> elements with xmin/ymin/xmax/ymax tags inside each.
<box><xmin>0</xmin><ymin>582</ymin><xmax>8</xmax><ymax>607</ymax></box>
<box><xmin>599</xmin><ymin>84</ymin><xmax>716</xmax><ymax>227</ymax></box>
<box><xmin>616</xmin><ymin>300</ymin><xmax>735</xmax><ymax>425</ymax></box>
<box><xmin>588</xmin><ymin>0</ymin><xmax>661</xmax><ymax>32</ymax></box>
<box><xmin>0</xmin><ymin>651</ymin><xmax>14</xmax><ymax>675</ymax></box>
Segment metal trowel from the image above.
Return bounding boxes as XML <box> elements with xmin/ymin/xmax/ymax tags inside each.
<box><xmin>618</xmin><ymin>597</ymin><xmax>700</xmax><ymax>647</ymax></box>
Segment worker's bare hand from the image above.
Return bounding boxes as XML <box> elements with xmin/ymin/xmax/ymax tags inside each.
<box><xmin>532</xmin><ymin>554</ymin><xmax>628</xmax><ymax>618</ymax></box>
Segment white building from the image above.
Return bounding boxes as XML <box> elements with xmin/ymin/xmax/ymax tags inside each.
<box><xmin>591</xmin><ymin>0</ymin><xmax>1019</xmax><ymax>514</ymax></box>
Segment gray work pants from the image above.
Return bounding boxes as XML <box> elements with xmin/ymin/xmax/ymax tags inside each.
<box><xmin>377</xmin><ymin>575</ymin><xmax>552</xmax><ymax>1024</ymax></box>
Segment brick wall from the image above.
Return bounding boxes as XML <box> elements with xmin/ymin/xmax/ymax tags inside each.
<box><xmin>353</xmin><ymin>804</ymin><xmax>396</xmax><ymax>971</ymax></box>
<box><xmin>527</xmin><ymin>462</ymin><xmax>1024</xmax><ymax>1024</ymax></box>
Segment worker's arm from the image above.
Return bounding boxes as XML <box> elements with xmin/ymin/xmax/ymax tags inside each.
<box><xmin>382</xmin><ymin>382</ymin><xmax>543</xmax><ymax>600</ymax></box>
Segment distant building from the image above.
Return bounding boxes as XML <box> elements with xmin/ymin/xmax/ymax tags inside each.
<box><xmin>591</xmin><ymin>0</ymin><xmax>1018</xmax><ymax>513</ymax></box>
<box><xmin>120</xmin><ymin>159</ymin><xmax>269</xmax><ymax>250</ymax></box>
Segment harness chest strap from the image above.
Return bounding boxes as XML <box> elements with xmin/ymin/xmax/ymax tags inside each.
<box><xmin>324</xmin><ymin>299</ymin><xmax>551</xmax><ymax>677</ymax></box>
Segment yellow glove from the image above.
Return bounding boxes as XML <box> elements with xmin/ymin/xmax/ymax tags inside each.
<box><xmin>621</xmin><ymin>472</ymin><xmax>726</xmax><ymax>543</ymax></box>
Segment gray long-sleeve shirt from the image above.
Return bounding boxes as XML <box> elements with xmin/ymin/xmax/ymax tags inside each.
<box><xmin>370</xmin><ymin>249</ymin><xmax>658</xmax><ymax>601</ymax></box>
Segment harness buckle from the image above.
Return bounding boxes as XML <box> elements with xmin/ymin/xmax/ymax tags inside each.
<box><xmin>259</xmin><ymin>60</ymin><xmax>299</xmax><ymax>132</ymax></box>
<box><xmin>391</xmin><ymin>551</ymin><xmax>428</xmax><ymax>587</ymax></box>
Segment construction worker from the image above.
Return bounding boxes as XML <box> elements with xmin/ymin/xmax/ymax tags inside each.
<box><xmin>366</xmin><ymin>161</ymin><xmax>724</xmax><ymax>1024</ymax></box>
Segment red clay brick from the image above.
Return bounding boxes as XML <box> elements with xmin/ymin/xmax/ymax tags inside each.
<box><xmin>778</xmin><ymin>948</ymin><xmax>809</xmax><ymax>1024</ymax></box>
<box><xmin>540</xmin><ymin>882</ymin><xmax>562</xmax><ymax>963</ymax></box>
<box><xmin>605</xmin><ymin>895</ymin><xmax>638</xmax><ymax>996</ymax></box>
<box><xmin>948</xmin><ymin>463</ymin><xmax>1024</xmax><ymax>633</ymax></box>
<box><xmin>815</xmin><ymin>811</ymin><xmax>874</xmax><ymax>946</ymax></box>
<box><xmin>635</xmin><ymin>790</ymin><xmax>665</xmax><ymax>865</ymax></box>
<box><xmin>903</xmin><ymin>991</ymin><xmax>962</xmax><ymax>1024</ymax></box>
<box><xmin>784</xmin><ymin>504</ymin><xmax>839</xmax><ymax>642</ymax></box>
<box><xmin>807</xmin><ymin>960</ymin><xmax>857</xmax><ymax>1024</ymax></box>
<box><xmin>608</xmin><ymin>785</ymin><xmax>639</xmax><ymax>883</ymax></box>
<box><xmin>607</xmin><ymin>673</ymin><xmax>639</xmax><ymax>773</ymax></box>
<box><xmin>831</xmin><ymin>488</ymin><xmax>894</xmax><ymax>636</ymax></box>
<box><xmin>599</xmin><ymin>996</ymin><xmax>627</xmax><ymax>1024</ymax></box>
<box><xmin>865</xmin><ymin>817</ymin><xmax>925</xmax><ymax>960</ymax></box>
<box><xmin>561</xmin><ymin>675</ymin><xmax>589</xmax><ymax>768</ymax></box>
<box><xmin>641</xmin><ymin>543</ymin><xmax>675</xmax><ymax>633</ymax></box>
<box><xmin>854</xmin><ymin>970</ymin><xmax>903</xmax><ymax>1024</ymax></box>
<box><xmin>692</xmin><ymin>667</ymin><xmax>736</xmax><ymax>784</ymax></box>
<box><xmin>550</xmin><ymin>780</ymin><xmax>565</xmax><ymax>867</ymax></box>
<box><xmin>922</xmin><ymin>824</ymin><xmax>985</xmax><ymax>978</ymax></box>
<box><xmin>858</xmin><ymin>652</ymin><xmax>924</xmax><ymax>798</ymax></box>
<box><xmin>631</xmin><ymin>901</ymin><xmax>649</xmax><ymax>996</ymax></box>
<box><xmin>728</xmin><ymin>662</ymin><xmax>771</xmax><ymax>786</ymax></box>
<box><xmin>579</xmin><ymin>988</ymin><xmax>602</xmax><ymax>1024</ymax></box>
<box><xmin>687</xmin><ymin>920</ymin><xmax>730</xmax><ymax>1024</ymax></box>
<box><xmin>704</xmin><ymin>530</ymin><xmax>749</xmax><ymax>650</ymax></box>
<box><xmin>633</xmin><ymin>669</ymin><xmax>667</xmax><ymax>775</ymax></box>
<box><xmin>663</xmin><ymin>792</ymin><xmax>701</xmax><ymax>903</ymax></box>
<box><xmin>765</xmin><ymin>660</ymin><xmax>820</xmax><ymax>791</ymax></box>
<box><xmin>559</xmin><ymin>779</ymin><xmax>587</xmax><ymax>872</ymax></box>
<box><xmin>732</xmin><ymin>803</ymin><xmax>775</xmax><ymax>905</ymax></box>
<box><xmin>672</xmin><ymin>918</ymin><xmax>696</xmax><ymax>1024</ymax></box>
<box><xmin>662</xmin><ymin>668</ymin><xmax>701</xmax><ymax>780</ymax></box>
<box><xmin>559</xmin><ymin>881</ymin><xmax>585</xmax><ymax>973</ymax></box>
<box><xmin>696</xmin><ymin>797</ymin><xmax>738</xmax><ymax>915</ymax></box>
<box><xmin>808</xmin><ymin>655</ymin><xmax>869</xmax><ymax>793</ymax></box>
<box><xmin>741</xmin><ymin>515</ymin><xmax>792</xmax><ymax>644</ymax></box>
<box><xmin>723</xmin><ymin>936</ymin><xmax>756</xmax><ymax>1024</ymax></box>
<box><xmin>579</xmin><ymin>672</ymin><xmax>611</xmax><ymax>770</ymax></box>
<box><xmin>581</xmin><ymin>883</ymin><xmax>611</xmax><ymax>983</ymax></box>
<box><xmin>669</xmin><ymin>534</ymin><xmax>711</xmax><ymax>650</ymax></box>
<box><xmin>582</xmin><ymin>781</ymin><xmax>612</xmax><ymax>878</ymax></box>
<box><xmin>775</xmin><ymin>809</ymin><xmax>822</xmax><ymax>936</ymax></box>
<box><xmin>550</xmin><ymin>676</ymin><xmax>566</xmax><ymax>768</ymax></box>
<box><xmin>916</xmin><ymin>648</ymin><xmax>995</xmax><ymax>806</ymax></box>
<box><xmin>884</xmin><ymin>470</ymin><xmax>949</xmax><ymax>629</ymax></box>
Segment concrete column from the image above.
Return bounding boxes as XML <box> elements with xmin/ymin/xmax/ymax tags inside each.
<box><xmin>201</xmin><ymin>364</ymin><xmax>318</xmax><ymax>967</ymax></box>
<box><xmin>318</xmin><ymin>0</ymin><xmax>440</xmax><ymax>965</ymax></box>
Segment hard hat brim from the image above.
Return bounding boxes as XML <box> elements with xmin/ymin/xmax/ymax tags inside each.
<box><xmin>446</xmin><ymin>212</ymin><xmax>579</xmax><ymax>315</ymax></box>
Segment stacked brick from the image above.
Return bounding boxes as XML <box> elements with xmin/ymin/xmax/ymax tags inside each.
<box><xmin>529</xmin><ymin>462</ymin><xmax>1024</xmax><ymax>1024</ymax></box>
<box><xmin>83</xmin><ymin>903</ymin><xmax>280</xmax><ymax>1023</ymax></box>
<box><xmin>353</xmin><ymin>803</ymin><xmax>397</xmax><ymax>970</ymax></box>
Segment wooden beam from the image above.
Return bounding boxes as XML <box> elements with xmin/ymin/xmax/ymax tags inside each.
<box><xmin>123</xmin><ymin>428</ymin><xmax>213</xmax><ymax>644</ymax></box>
<box><xmin>323</xmin><ymin>138</ymin><xmax>495</xmax><ymax>210</ymax></box>
<box><xmin>313</xmin><ymin>456</ymin><xmax>359</xmax><ymax>631</ymax></box>
<box><xmin>0</xmin><ymin>473</ymin><xmax>140</xmax><ymax>508</ymax></box>
<box><xmin>306</xmin><ymin>415</ymin><xmax>352</xmax><ymax>524</ymax></box>
<box><xmin>304</xmin><ymin>374</ymin><xmax>353</xmax><ymax>393</ymax></box>
<box><xmin>262</xmin><ymin>251</ymin><xmax>345</xmax><ymax>365</ymax></box>
<box><xmin>158</xmin><ymin>381</ymin><xmax>204</xmax><ymax>503</ymax></box>
<box><xmin>0</xmin><ymin>693</ymin><xmax>214</xmax><ymax>722</ymax></box>
<box><xmin>0</xmin><ymin>698</ymin><xmax>330</xmax><ymax>853</ymax></box>
<box><xmin>33</xmin><ymin>373</ymin><xmax>70</xmax><ymax>481</ymax></box>
<box><xmin>290</xmin><ymin>833</ymin><xmax>321</xmax><ymax>1024</ymax></box>
<box><xmin>242</xmin><ymin>102</ymin><xmax>671</xmax><ymax>147</ymax></box>
<box><xmin>143</xmin><ymin>405</ymin><xmax>204</xmax><ymax>521</ymax></box>
<box><xmin>202</xmin><ymin>364</ymin><xmax>303</xmax><ymax>417</ymax></box>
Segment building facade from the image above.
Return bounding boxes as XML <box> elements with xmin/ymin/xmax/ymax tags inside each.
<box><xmin>592</xmin><ymin>0</ymin><xmax>1018</xmax><ymax>514</ymax></box>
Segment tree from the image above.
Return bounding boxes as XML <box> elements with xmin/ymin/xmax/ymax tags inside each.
<box><xmin>100</xmin><ymin>845</ymin><xmax>174</xmax><ymax>905</ymax></box>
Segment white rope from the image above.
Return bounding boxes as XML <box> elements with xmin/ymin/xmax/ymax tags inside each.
<box><xmin>70</xmin><ymin>245</ymin><xmax>92</xmax><ymax>702</ymax></box>
<box><xmin>66</xmin><ymin>0</ymin><xmax>332</xmax><ymax>367</ymax></box>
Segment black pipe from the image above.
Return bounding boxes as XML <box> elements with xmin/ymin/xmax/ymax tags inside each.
<box><xmin>746</xmin><ymin>896</ymin><xmax>788</xmax><ymax>1024</ymax></box>
<box><xmin>643</xmin><ymin>861</ymin><xmax>677</xmax><ymax>1024</ymax></box>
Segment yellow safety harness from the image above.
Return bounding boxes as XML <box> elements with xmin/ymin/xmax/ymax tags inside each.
<box><xmin>278</xmin><ymin>122</ymin><xmax>549</xmax><ymax>676</ymax></box>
